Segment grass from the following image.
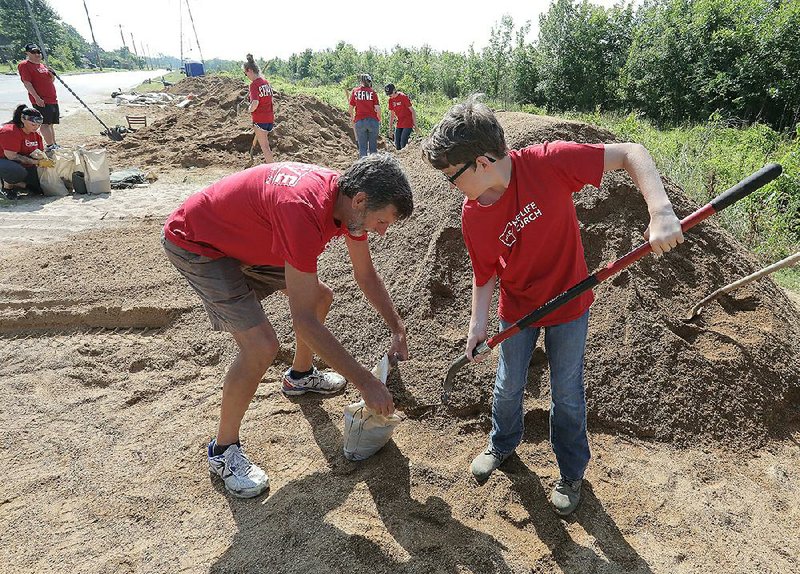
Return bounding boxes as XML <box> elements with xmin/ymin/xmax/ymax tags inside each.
<box><xmin>133</xmin><ymin>71</ymin><xmax>184</xmax><ymax>92</ymax></box>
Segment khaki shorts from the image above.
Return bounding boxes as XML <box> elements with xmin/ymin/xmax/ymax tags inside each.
<box><xmin>162</xmin><ymin>235</ymin><xmax>286</xmax><ymax>332</ymax></box>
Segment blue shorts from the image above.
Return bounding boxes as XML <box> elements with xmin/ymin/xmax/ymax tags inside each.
<box><xmin>254</xmin><ymin>122</ymin><xmax>274</xmax><ymax>132</ymax></box>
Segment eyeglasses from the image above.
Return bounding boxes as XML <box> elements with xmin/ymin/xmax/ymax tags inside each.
<box><xmin>28</xmin><ymin>50</ymin><xmax>41</xmax><ymax>55</ymax></box>
<box><xmin>22</xmin><ymin>115</ymin><xmax>43</xmax><ymax>124</ymax></box>
<box><xmin>445</xmin><ymin>155</ymin><xmax>496</xmax><ymax>185</ymax></box>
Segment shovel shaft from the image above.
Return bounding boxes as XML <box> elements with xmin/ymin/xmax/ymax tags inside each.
<box><xmin>442</xmin><ymin>163</ymin><xmax>782</xmax><ymax>402</ymax></box>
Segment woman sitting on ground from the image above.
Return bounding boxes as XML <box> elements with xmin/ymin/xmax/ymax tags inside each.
<box><xmin>243</xmin><ymin>54</ymin><xmax>274</xmax><ymax>164</ymax></box>
<box><xmin>0</xmin><ymin>105</ymin><xmax>45</xmax><ymax>199</ymax></box>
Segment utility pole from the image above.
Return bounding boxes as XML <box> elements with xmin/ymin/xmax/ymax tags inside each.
<box><xmin>119</xmin><ymin>24</ymin><xmax>127</xmax><ymax>49</ymax></box>
<box><xmin>184</xmin><ymin>0</ymin><xmax>204</xmax><ymax>65</ymax></box>
<box><xmin>179</xmin><ymin>0</ymin><xmax>184</xmax><ymax>67</ymax></box>
<box><xmin>82</xmin><ymin>0</ymin><xmax>102</xmax><ymax>70</ymax></box>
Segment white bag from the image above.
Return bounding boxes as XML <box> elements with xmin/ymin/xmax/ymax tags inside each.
<box><xmin>37</xmin><ymin>165</ymin><xmax>69</xmax><ymax>196</ymax></box>
<box><xmin>76</xmin><ymin>147</ymin><xmax>111</xmax><ymax>195</ymax></box>
<box><xmin>343</xmin><ymin>354</ymin><xmax>402</xmax><ymax>461</ymax></box>
<box><xmin>52</xmin><ymin>148</ymin><xmax>78</xmax><ymax>183</ymax></box>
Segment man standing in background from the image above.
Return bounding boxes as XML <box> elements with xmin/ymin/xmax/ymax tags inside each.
<box><xmin>385</xmin><ymin>83</ymin><xmax>417</xmax><ymax>150</ymax></box>
<box><xmin>17</xmin><ymin>43</ymin><xmax>59</xmax><ymax>151</ymax></box>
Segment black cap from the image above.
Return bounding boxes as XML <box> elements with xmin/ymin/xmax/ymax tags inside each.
<box><xmin>24</xmin><ymin>43</ymin><xmax>41</xmax><ymax>53</ymax></box>
<box><xmin>384</xmin><ymin>83</ymin><xmax>395</xmax><ymax>96</ymax></box>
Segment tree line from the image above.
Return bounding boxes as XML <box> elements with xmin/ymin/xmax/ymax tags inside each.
<box><xmin>256</xmin><ymin>0</ymin><xmax>798</xmax><ymax>133</ymax></box>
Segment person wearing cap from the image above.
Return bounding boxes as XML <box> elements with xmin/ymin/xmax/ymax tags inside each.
<box><xmin>0</xmin><ymin>105</ymin><xmax>46</xmax><ymax>199</ymax></box>
<box><xmin>385</xmin><ymin>83</ymin><xmax>418</xmax><ymax>151</ymax></box>
<box><xmin>17</xmin><ymin>43</ymin><xmax>59</xmax><ymax>150</ymax></box>
<box><xmin>348</xmin><ymin>74</ymin><xmax>381</xmax><ymax>158</ymax></box>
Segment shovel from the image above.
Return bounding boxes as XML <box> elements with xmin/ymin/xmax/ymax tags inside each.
<box><xmin>441</xmin><ymin>163</ymin><xmax>783</xmax><ymax>403</ymax></box>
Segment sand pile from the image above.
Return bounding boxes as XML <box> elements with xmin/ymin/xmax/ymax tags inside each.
<box><xmin>108</xmin><ymin>75</ymin><xmax>369</xmax><ymax>173</ymax></box>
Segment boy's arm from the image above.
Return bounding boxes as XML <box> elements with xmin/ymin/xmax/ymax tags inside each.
<box><xmin>346</xmin><ymin>236</ymin><xmax>408</xmax><ymax>362</ymax></box>
<box><xmin>467</xmin><ymin>274</ymin><xmax>497</xmax><ymax>362</ymax></box>
<box><xmin>604</xmin><ymin>143</ymin><xmax>684</xmax><ymax>255</ymax></box>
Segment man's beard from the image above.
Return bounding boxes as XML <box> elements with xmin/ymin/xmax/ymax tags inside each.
<box><xmin>347</xmin><ymin>206</ymin><xmax>366</xmax><ymax>234</ymax></box>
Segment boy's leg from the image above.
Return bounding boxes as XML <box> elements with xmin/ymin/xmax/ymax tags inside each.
<box><xmin>490</xmin><ymin>320</ymin><xmax>540</xmax><ymax>454</ymax></box>
<box><xmin>367</xmin><ymin>119</ymin><xmax>379</xmax><ymax>154</ymax></box>
<box><xmin>399</xmin><ymin>128</ymin><xmax>412</xmax><ymax>149</ymax></box>
<box><xmin>394</xmin><ymin>127</ymin><xmax>401</xmax><ymax>150</ymax></box>
<box><xmin>545</xmin><ymin>310</ymin><xmax>590</xmax><ymax>515</ymax></box>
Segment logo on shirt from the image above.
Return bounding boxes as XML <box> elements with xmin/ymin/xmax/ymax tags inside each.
<box><xmin>24</xmin><ymin>139</ymin><xmax>39</xmax><ymax>148</ymax></box>
<box><xmin>257</xmin><ymin>84</ymin><xmax>272</xmax><ymax>98</ymax></box>
<box><xmin>499</xmin><ymin>201</ymin><xmax>543</xmax><ymax>247</ymax></box>
<box><xmin>265</xmin><ymin>164</ymin><xmax>315</xmax><ymax>187</ymax></box>
<box><xmin>354</xmin><ymin>91</ymin><xmax>374</xmax><ymax>101</ymax></box>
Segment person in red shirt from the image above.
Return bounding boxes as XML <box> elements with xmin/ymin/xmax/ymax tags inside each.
<box><xmin>349</xmin><ymin>74</ymin><xmax>381</xmax><ymax>157</ymax></box>
<box><xmin>243</xmin><ymin>54</ymin><xmax>274</xmax><ymax>164</ymax></box>
<box><xmin>17</xmin><ymin>43</ymin><xmax>59</xmax><ymax>149</ymax></box>
<box><xmin>385</xmin><ymin>83</ymin><xmax>417</xmax><ymax>150</ymax></box>
<box><xmin>0</xmin><ymin>105</ymin><xmax>45</xmax><ymax>199</ymax></box>
<box><xmin>162</xmin><ymin>153</ymin><xmax>413</xmax><ymax>498</ymax></box>
<box><xmin>422</xmin><ymin>95</ymin><xmax>683</xmax><ymax>516</ymax></box>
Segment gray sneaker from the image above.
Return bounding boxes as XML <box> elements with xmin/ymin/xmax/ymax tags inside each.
<box><xmin>470</xmin><ymin>448</ymin><xmax>511</xmax><ymax>483</ymax></box>
<box><xmin>207</xmin><ymin>440</ymin><xmax>269</xmax><ymax>498</ymax></box>
<box><xmin>551</xmin><ymin>478</ymin><xmax>582</xmax><ymax>515</ymax></box>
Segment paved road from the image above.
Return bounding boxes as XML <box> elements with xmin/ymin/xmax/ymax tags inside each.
<box><xmin>0</xmin><ymin>69</ymin><xmax>168</xmax><ymax>119</ymax></box>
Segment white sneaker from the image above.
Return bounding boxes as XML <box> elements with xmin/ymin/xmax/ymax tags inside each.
<box><xmin>282</xmin><ymin>366</ymin><xmax>346</xmax><ymax>396</ymax></box>
<box><xmin>207</xmin><ymin>439</ymin><xmax>269</xmax><ymax>498</ymax></box>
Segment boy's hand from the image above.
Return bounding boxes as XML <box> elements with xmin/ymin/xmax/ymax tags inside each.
<box><xmin>361</xmin><ymin>375</ymin><xmax>395</xmax><ymax>416</ymax></box>
<box><xmin>644</xmin><ymin>206</ymin><xmax>684</xmax><ymax>255</ymax></box>
<box><xmin>466</xmin><ymin>327</ymin><xmax>488</xmax><ymax>362</ymax></box>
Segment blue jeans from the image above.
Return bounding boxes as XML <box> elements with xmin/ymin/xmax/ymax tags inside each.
<box><xmin>489</xmin><ymin>310</ymin><xmax>590</xmax><ymax>481</ymax></box>
<box><xmin>354</xmin><ymin>118</ymin><xmax>379</xmax><ymax>157</ymax></box>
<box><xmin>394</xmin><ymin>127</ymin><xmax>412</xmax><ymax>150</ymax></box>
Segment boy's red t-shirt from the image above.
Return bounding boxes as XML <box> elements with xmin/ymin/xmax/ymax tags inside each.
<box><xmin>461</xmin><ymin>141</ymin><xmax>605</xmax><ymax>326</ymax></box>
<box><xmin>388</xmin><ymin>92</ymin><xmax>413</xmax><ymax>128</ymax></box>
<box><xmin>17</xmin><ymin>60</ymin><xmax>58</xmax><ymax>105</ymax></box>
<box><xmin>349</xmin><ymin>86</ymin><xmax>380</xmax><ymax>121</ymax></box>
<box><xmin>249</xmin><ymin>77</ymin><xmax>274</xmax><ymax>124</ymax></box>
<box><xmin>163</xmin><ymin>162</ymin><xmax>365</xmax><ymax>272</ymax></box>
<box><xmin>0</xmin><ymin>123</ymin><xmax>44</xmax><ymax>156</ymax></box>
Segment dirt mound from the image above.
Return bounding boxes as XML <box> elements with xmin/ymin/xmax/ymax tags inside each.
<box><xmin>108</xmin><ymin>76</ymin><xmax>371</xmax><ymax>173</ymax></box>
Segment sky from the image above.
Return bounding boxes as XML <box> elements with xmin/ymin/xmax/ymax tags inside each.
<box><xmin>54</xmin><ymin>0</ymin><xmax>624</xmax><ymax>62</ymax></box>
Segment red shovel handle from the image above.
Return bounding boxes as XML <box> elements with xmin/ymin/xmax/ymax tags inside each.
<box><xmin>442</xmin><ymin>163</ymin><xmax>782</xmax><ymax>403</ymax></box>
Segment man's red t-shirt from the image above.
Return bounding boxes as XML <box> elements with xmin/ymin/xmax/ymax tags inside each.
<box><xmin>349</xmin><ymin>86</ymin><xmax>379</xmax><ymax>122</ymax></box>
<box><xmin>17</xmin><ymin>60</ymin><xmax>58</xmax><ymax>105</ymax></box>
<box><xmin>388</xmin><ymin>92</ymin><xmax>413</xmax><ymax>128</ymax></box>
<box><xmin>0</xmin><ymin>123</ymin><xmax>44</xmax><ymax>156</ymax></box>
<box><xmin>163</xmin><ymin>162</ymin><xmax>366</xmax><ymax>272</ymax></box>
<box><xmin>249</xmin><ymin>77</ymin><xmax>274</xmax><ymax>124</ymax></box>
<box><xmin>462</xmin><ymin>141</ymin><xmax>605</xmax><ymax>326</ymax></box>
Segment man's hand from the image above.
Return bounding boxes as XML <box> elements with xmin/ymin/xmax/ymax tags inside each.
<box><xmin>388</xmin><ymin>330</ymin><xmax>408</xmax><ymax>365</ymax></box>
<box><xmin>644</xmin><ymin>206</ymin><xmax>684</xmax><ymax>255</ymax></box>
<box><xmin>361</xmin><ymin>376</ymin><xmax>395</xmax><ymax>416</ymax></box>
<box><xmin>33</xmin><ymin>96</ymin><xmax>44</xmax><ymax>107</ymax></box>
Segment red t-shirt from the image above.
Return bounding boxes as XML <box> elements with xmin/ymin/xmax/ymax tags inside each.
<box><xmin>0</xmin><ymin>123</ymin><xmax>44</xmax><ymax>156</ymax></box>
<box><xmin>462</xmin><ymin>141</ymin><xmax>605</xmax><ymax>326</ymax></box>
<box><xmin>349</xmin><ymin>86</ymin><xmax>380</xmax><ymax>122</ymax></box>
<box><xmin>249</xmin><ymin>77</ymin><xmax>274</xmax><ymax>124</ymax></box>
<box><xmin>163</xmin><ymin>162</ymin><xmax>366</xmax><ymax>272</ymax></box>
<box><xmin>388</xmin><ymin>92</ymin><xmax>414</xmax><ymax>128</ymax></box>
<box><xmin>17</xmin><ymin>60</ymin><xmax>58</xmax><ymax>105</ymax></box>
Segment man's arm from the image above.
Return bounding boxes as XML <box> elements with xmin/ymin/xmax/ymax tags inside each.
<box><xmin>345</xmin><ymin>236</ymin><xmax>408</xmax><ymax>361</ymax></box>
<box><xmin>604</xmin><ymin>142</ymin><xmax>684</xmax><ymax>255</ymax></box>
<box><xmin>284</xmin><ymin>262</ymin><xmax>395</xmax><ymax>415</ymax></box>
<box><xmin>466</xmin><ymin>274</ymin><xmax>496</xmax><ymax>362</ymax></box>
<box><xmin>21</xmin><ymin>81</ymin><xmax>44</xmax><ymax>107</ymax></box>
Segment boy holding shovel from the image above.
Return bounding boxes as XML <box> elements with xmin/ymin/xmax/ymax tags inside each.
<box><xmin>421</xmin><ymin>95</ymin><xmax>683</xmax><ymax>515</ymax></box>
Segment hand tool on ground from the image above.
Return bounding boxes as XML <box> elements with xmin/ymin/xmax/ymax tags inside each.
<box><xmin>441</xmin><ymin>163</ymin><xmax>783</xmax><ymax>403</ymax></box>
<box><xmin>684</xmin><ymin>251</ymin><xmax>800</xmax><ymax>321</ymax></box>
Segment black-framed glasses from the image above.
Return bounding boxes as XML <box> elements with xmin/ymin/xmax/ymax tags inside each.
<box><xmin>446</xmin><ymin>155</ymin><xmax>496</xmax><ymax>185</ymax></box>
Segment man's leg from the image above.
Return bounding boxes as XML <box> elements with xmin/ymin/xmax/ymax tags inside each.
<box><xmin>289</xmin><ymin>281</ymin><xmax>333</xmax><ymax>373</ymax></box>
<box><xmin>472</xmin><ymin>320</ymin><xmax>539</xmax><ymax>482</ymax></box>
<box><xmin>216</xmin><ymin>320</ymin><xmax>279</xmax><ymax>446</ymax></box>
<box><xmin>545</xmin><ymin>310</ymin><xmax>590</xmax><ymax>514</ymax></box>
<box><xmin>40</xmin><ymin>123</ymin><xmax>55</xmax><ymax>146</ymax></box>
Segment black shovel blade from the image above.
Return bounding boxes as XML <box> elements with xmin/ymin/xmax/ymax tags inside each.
<box><xmin>441</xmin><ymin>354</ymin><xmax>470</xmax><ymax>404</ymax></box>
<box><xmin>104</xmin><ymin>127</ymin><xmax>125</xmax><ymax>141</ymax></box>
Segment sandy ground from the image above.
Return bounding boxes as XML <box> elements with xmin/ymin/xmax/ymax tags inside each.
<box><xmin>1</xmin><ymin>87</ymin><xmax>799</xmax><ymax>574</ymax></box>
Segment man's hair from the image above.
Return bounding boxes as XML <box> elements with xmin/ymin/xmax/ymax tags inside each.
<box><xmin>338</xmin><ymin>154</ymin><xmax>413</xmax><ymax>220</ymax></box>
<box><xmin>421</xmin><ymin>94</ymin><xmax>508</xmax><ymax>169</ymax></box>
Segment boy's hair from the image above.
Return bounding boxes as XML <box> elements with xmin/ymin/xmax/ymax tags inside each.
<box><xmin>338</xmin><ymin>153</ymin><xmax>413</xmax><ymax>220</ymax></box>
<box><xmin>421</xmin><ymin>94</ymin><xmax>508</xmax><ymax>169</ymax></box>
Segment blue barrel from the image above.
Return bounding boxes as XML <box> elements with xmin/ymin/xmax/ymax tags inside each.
<box><xmin>184</xmin><ymin>61</ymin><xmax>205</xmax><ymax>77</ymax></box>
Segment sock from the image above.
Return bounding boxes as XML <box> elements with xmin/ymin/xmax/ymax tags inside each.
<box><xmin>290</xmin><ymin>368</ymin><xmax>314</xmax><ymax>380</ymax></box>
<box><xmin>213</xmin><ymin>440</ymin><xmax>240</xmax><ymax>457</ymax></box>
